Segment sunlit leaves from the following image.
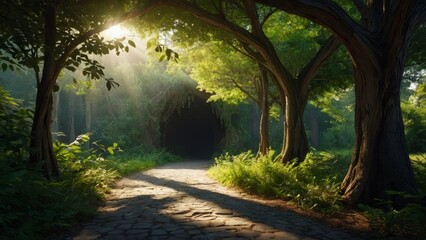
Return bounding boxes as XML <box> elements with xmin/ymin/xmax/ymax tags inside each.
<box><xmin>186</xmin><ymin>41</ymin><xmax>257</xmax><ymax>104</ymax></box>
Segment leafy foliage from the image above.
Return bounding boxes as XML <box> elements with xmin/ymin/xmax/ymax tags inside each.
<box><xmin>0</xmin><ymin>90</ymin><xmax>179</xmax><ymax>239</ymax></box>
<box><xmin>209</xmin><ymin>150</ymin><xmax>348</xmax><ymax>212</ymax></box>
<box><xmin>402</xmin><ymin>83</ymin><xmax>426</xmax><ymax>153</ymax></box>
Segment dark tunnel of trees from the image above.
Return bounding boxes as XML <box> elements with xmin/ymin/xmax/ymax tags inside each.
<box><xmin>162</xmin><ymin>95</ymin><xmax>225</xmax><ymax>159</ymax></box>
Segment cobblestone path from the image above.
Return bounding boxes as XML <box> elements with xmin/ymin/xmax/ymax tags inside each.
<box><xmin>72</xmin><ymin>160</ymin><xmax>363</xmax><ymax>240</ymax></box>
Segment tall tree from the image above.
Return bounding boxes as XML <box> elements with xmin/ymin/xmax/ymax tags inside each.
<box><xmin>0</xmin><ymin>0</ymin><xmax>161</xmax><ymax>177</ymax></box>
<box><xmin>255</xmin><ymin>0</ymin><xmax>425</xmax><ymax>205</ymax></box>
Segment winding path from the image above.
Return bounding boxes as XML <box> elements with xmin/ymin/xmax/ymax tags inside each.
<box><xmin>72</xmin><ymin>160</ymin><xmax>363</xmax><ymax>240</ymax></box>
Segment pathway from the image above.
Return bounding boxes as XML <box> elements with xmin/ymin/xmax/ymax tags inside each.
<box><xmin>71</xmin><ymin>160</ymin><xmax>364</xmax><ymax>240</ymax></box>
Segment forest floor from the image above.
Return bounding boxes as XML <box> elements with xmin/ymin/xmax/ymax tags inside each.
<box><xmin>66</xmin><ymin>160</ymin><xmax>374</xmax><ymax>240</ymax></box>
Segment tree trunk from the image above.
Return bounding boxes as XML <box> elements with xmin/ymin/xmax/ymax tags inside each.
<box><xmin>51</xmin><ymin>91</ymin><xmax>59</xmax><ymax>136</ymax></box>
<box><xmin>30</xmin><ymin>82</ymin><xmax>60</xmax><ymax>178</ymax></box>
<box><xmin>278</xmin><ymin>92</ymin><xmax>309</xmax><ymax>163</ymax></box>
<box><xmin>341</xmin><ymin>53</ymin><xmax>417</xmax><ymax>206</ymax></box>
<box><xmin>29</xmin><ymin>3</ymin><xmax>60</xmax><ymax>178</ymax></box>
<box><xmin>85</xmin><ymin>92</ymin><xmax>92</xmax><ymax>148</ymax></box>
<box><xmin>257</xmin><ymin>67</ymin><xmax>269</xmax><ymax>156</ymax></box>
<box><xmin>68</xmin><ymin>93</ymin><xmax>76</xmax><ymax>142</ymax></box>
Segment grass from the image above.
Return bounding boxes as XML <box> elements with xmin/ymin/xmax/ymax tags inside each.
<box><xmin>105</xmin><ymin>149</ymin><xmax>181</xmax><ymax>176</ymax></box>
<box><xmin>209</xmin><ymin>150</ymin><xmax>426</xmax><ymax>238</ymax></box>
<box><xmin>209</xmin><ymin>150</ymin><xmax>350</xmax><ymax>212</ymax></box>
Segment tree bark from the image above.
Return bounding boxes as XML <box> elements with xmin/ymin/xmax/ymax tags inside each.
<box><xmin>341</xmin><ymin>49</ymin><xmax>417</xmax><ymax>206</ymax></box>
<box><xmin>257</xmin><ymin>66</ymin><xmax>269</xmax><ymax>156</ymax></box>
<box><xmin>280</xmin><ymin>92</ymin><xmax>309</xmax><ymax>163</ymax></box>
<box><xmin>29</xmin><ymin>3</ymin><xmax>60</xmax><ymax>178</ymax></box>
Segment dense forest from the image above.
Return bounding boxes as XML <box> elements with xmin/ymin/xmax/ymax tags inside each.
<box><xmin>1</xmin><ymin>0</ymin><xmax>425</xmax><ymax>238</ymax></box>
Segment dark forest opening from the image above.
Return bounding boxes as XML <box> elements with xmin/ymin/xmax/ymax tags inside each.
<box><xmin>162</xmin><ymin>95</ymin><xmax>225</xmax><ymax>159</ymax></box>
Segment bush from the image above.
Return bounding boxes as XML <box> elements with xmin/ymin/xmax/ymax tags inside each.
<box><xmin>209</xmin><ymin>150</ymin><xmax>349</xmax><ymax>212</ymax></box>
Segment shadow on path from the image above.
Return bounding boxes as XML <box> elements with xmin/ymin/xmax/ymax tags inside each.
<box><xmin>71</xmin><ymin>161</ymin><xmax>364</xmax><ymax>240</ymax></box>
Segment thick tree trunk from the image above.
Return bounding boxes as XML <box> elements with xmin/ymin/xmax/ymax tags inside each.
<box><xmin>341</xmin><ymin>57</ymin><xmax>417</xmax><ymax>206</ymax></box>
<box><xmin>279</xmin><ymin>92</ymin><xmax>309</xmax><ymax>163</ymax></box>
<box><xmin>257</xmin><ymin>67</ymin><xmax>269</xmax><ymax>156</ymax></box>
<box><xmin>29</xmin><ymin>4</ymin><xmax>60</xmax><ymax>178</ymax></box>
<box><xmin>30</xmin><ymin>83</ymin><xmax>60</xmax><ymax>178</ymax></box>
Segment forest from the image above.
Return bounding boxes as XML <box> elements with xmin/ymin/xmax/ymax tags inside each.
<box><xmin>1</xmin><ymin>0</ymin><xmax>425</xmax><ymax>239</ymax></box>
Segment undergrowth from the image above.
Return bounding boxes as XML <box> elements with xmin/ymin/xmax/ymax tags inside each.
<box><xmin>209</xmin><ymin>150</ymin><xmax>426</xmax><ymax>238</ymax></box>
<box><xmin>0</xmin><ymin>88</ymin><xmax>180</xmax><ymax>239</ymax></box>
<box><xmin>209</xmin><ymin>150</ymin><xmax>349</xmax><ymax>212</ymax></box>
<box><xmin>360</xmin><ymin>154</ymin><xmax>426</xmax><ymax>238</ymax></box>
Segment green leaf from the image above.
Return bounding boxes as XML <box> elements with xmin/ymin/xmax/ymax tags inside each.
<box><xmin>146</xmin><ymin>40</ymin><xmax>154</xmax><ymax>49</ymax></box>
<box><xmin>67</xmin><ymin>66</ymin><xmax>76</xmax><ymax>72</ymax></box>
<box><xmin>166</xmin><ymin>49</ymin><xmax>172</xmax><ymax>60</ymax></box>
<box><xmin>107</xmin><ymin>146</ymin><xmax>114</xmax><ymax>155</ymax></box>
<box><xmin>1</xmin><ymin>63</ymin><xmax>7</xmax><ymax>71</ymax></box>
<box><xmin>106</xmin><ymin>82</ymin><xmax>112</xmax><ymax>91</ymax></box>
<box><xmin>128</xmin><ymin>40</ymin><xmax>136</xmax><ymax>48</ymax></box>
<box><xmin>53</xmin><ymin>84</ymin><xmax>60</xmax><ymax>92</ymax></box>
<box><xmin>125</xmin><ymin>46</ymin><xmax>129</xmax><ymax>53</ymax></box>
<box><xmin>159</xmin><ymin>55</ymin><xmax>165</xmax><ymax>62</ymax></box>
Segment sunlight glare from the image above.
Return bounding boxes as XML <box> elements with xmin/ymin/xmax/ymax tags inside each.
<box><xmin>102</xmin><ymin>25</ymin><xmax>131</xmax><ymax>39</ymax></box>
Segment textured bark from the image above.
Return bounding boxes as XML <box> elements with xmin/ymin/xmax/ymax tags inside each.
<box><xmin>341</xmin><ymin>61</ymin><xmax>417</xmax><ymax>206</ymax></box>
<box><xmin>280</xmin><ymin>93</ymin><xmax>309</xmax><ymax>163</ymax></box>
<box><xmin>257</xmin><ymin>67</ymin><xmax>269</xmax><ymax>156</ymax></box>
<box><xmin>29</xmin><ymin>4</ymin><xmax>60</xmax><ymax>178</ymax></box>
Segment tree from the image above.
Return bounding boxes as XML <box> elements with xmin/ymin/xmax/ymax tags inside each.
<box><xmin>0</xmin><ymin>0</ymin><xmax>162</xmax><ymax>177</ymax></box>
<box><xmin>155</xmin><ymin>0</ymin><xmax>342</xmax><ymax>163</ymax></box>
<box><xmin>255</xmin><ymin>0</ymin><xmax>426</xmax><ymax>206</ymax></box>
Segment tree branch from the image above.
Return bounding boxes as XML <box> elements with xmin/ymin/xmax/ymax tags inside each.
<box><xmin>298</xmin><ymin>35</ymin><xmax>340</xmax><ymax>98</ymax></box>
<box><xmin>261</xmin><ymin>8</ymin><xmax>278</xmax><ymax>27</ymax></box>
<box><xmin>254</xmin><ymin>0</ymin><xmax>383</xmax><ymax>70</ymax></box>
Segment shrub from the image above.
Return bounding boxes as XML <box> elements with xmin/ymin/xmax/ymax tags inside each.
<box><xmin>209</xmin><ymin>150</ymin><xmax>347</xmax><ymax>212</ymax></box>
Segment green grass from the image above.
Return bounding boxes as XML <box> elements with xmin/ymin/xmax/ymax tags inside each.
<box><xmin>209</xmin><ymin>150</ymin><xmax>351</xmax><ymax>212</ymax></box>
<box><xmin>209</xmin><ymin>150</ymin><xmax>426</xmax><ymax>238</ymax></box>
<box><xmin>105</xmin><ymin>150</ymin><xmax>181</xmax><ymax>176</ymax></box>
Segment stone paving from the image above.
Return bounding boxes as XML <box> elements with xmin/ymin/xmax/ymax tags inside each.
<box><xmin>70</xmin><ymin>160</ymin><xmax>364</xmax><ymax>240</ymax></box>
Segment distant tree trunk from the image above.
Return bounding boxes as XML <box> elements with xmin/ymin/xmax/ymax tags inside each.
<box><xmin>68</xmin><ymin>93</ymin><xmax>76</xmax><ymax>142</ymax></box>
<box><xmin>257</xmin><ymin>66</ymin><xmax>269</xmax><ymax>156</ymax></box>
<box><xmin>29</xmin><ymin>4</ymin><xmax>60</xmax><ymax>178</ymax></box>
<box><xmin>51</xmin><ymin>91</ymin><xmax>59</xmax><ymax>136</ymax></box>
<box><xmin>85</xmin><ymin>92</ymin><xmax>92</xmax><ymax>148</ymax></box>
<box><xmin>309</xmin><ymin>112</ymin><xmax>319</xmax><ymax>148</ymax></box>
